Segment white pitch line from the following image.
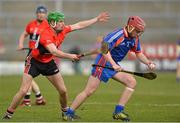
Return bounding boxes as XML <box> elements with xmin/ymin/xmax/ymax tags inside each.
<box><xmin>82</xmin><ymin>102</ymin><xmax>180</xmax><ymax>107</ymax></box>
<box><xmin>1</xmin><ymin>102</ymin><xmax>180</xmax><ymax>107</ymax></box>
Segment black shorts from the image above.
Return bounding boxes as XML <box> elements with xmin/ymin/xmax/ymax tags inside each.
<box><xmin>24</xmin><ymin>56</ymin><xmax>59</xmax><ymax>78</ymax></box>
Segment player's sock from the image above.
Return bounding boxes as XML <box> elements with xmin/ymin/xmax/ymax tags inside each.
<box><xmin>25</xmin><ymin>92</ymin><xmax>31</xmax><ymax>99</ymax></box>
<box><xmin>62</xmin><ymin>107</ymin><xmax>80</xmax><ymax>119</ymax></box>
<box><xmin>22</xmin><ymin>92</ymin><xmax>31</xmax><ymax>106</ymax></box>
<box><xmin>66</xmin><ymin>108</ymin><xmax>75</xmax><ymax>115</ymax></box>
<box><xmin>35</xmin><ymin>91</ymin><xmax>45</xmax><ymax>105</ymax></box>
<box><xmin>3</xmin><ymin>109</ymin><xmax>14</xmax><ymax>119</ymax></box>
<box><xmin>114</xmin><ymin>105</ymin><xmax>124</xmax><ymax>114</ymax></box>
<box><xmin>6</xmin><ymin>109</ymin><xmax>14</xmax><ymax>115</ymax></box>
<box><xmin>35</xmin><ymin>91</ymin><xmax>41</xmax><ymax>98</ymax></box>
<box><xmin>62</xmin><ymin>108</ymin><xmax>76</xmax><ymax>121</ymax></box>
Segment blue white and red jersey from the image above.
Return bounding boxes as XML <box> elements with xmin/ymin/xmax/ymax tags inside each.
<box><xmin>92</xmin><ymin>27</ymin><xmax>141</xmax><ymax>82</ymax></box>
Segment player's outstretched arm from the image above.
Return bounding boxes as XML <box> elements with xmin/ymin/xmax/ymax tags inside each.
<box><xmin>46</xmin><ymin>43</ymin><xmax>80</xmax><ymax>62</ymax></box>
<box><xmin>70</xmin><ymin>12</ymin><xmax>110</xmax><ymax>31</ymax></box>
<box><xmin>136</xmin><ymin>52</ymin><xmax>156</xmax><ymax>70</ymax></box>
<box><xmin>17</xmin><ymin>31</ymin><xmax>28</xmax><ymax>50</ymax></box>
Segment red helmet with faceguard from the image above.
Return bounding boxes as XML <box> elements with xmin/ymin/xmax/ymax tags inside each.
<box><xmin>127</xmin><ymin>16</ymin><xmax>146</xmax><ymax>31</ymax></box>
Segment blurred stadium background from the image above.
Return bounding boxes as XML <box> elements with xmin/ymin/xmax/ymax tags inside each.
<box><xmin>0</xmin><ymin>0</ymin><xmax>179</xmax><ymax>122</ymax></box>
<box><xmin>0</xmin><ymin>0</ymin><xmax>179</xmax><ymax>74</ymax></box>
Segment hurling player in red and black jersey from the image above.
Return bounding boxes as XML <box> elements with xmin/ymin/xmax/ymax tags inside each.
<box><xmin>3</xmin><ymin>11</ymin><xmax>110</xmax><ymax>120</ymax></box>
<box><xmin>17</xmin><ymin>6</ymin><xmax>48</xmax><ymax>107</ymax></box>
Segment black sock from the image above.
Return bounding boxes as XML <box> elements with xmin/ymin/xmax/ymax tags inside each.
<box><xmin>35</xmin><ymin>93</ymin><xmax>42</xmax><ymax>98</ymax></box>
<box><xmin>24</xmin><ymin>94</ymin><xmax>30</xmax><ymax>99</ymax></box>
<box><xmin>7</xmin><ymin>109</ymin><xmax>14</xmax><ymax>115</ymax></box>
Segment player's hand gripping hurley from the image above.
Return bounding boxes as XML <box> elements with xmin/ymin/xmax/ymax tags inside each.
<box><xmin>92</xmin><ymin>64</ymin><xmax>157</xmax><ymax>80</ymax></box>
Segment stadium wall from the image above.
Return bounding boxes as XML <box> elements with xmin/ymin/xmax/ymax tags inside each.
<box><xmin>0</xmin><ymin>60</ymin><xmax>176</xmax><ymax>76</ymax></box>
<box><xmin>0</xmin><ymin>0</ymin><xmax>179</xmax><ymax>61</ymax></box>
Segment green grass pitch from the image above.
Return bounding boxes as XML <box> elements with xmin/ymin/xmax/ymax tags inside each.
<box><xmin>0</xmin><ymin>72</ymin><xmax>180</xmax><ymax>122</ymax></box>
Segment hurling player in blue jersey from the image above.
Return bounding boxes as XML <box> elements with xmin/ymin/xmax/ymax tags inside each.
<box><xmin>64</xmin><ymin>16</ymin><xmax>156</xmax><ymax>121</ymax></box>
<box><xmin>176</xmin><ymin>39</ymin><xmax>180</xmax><ymax>82</ymax></box>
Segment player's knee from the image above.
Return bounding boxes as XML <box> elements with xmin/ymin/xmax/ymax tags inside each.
<box><xmin>126</xmin><ymin>78</ymin><xmax>137</xmax><ymax>89</ymax></box>
<box><xmin>19</xmin><ymin>88</ymin><xmax>29</xmax><ymax>96</ymax></box>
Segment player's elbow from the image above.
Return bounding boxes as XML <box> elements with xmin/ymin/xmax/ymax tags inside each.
<box><xmin>46</xmin><ymin>45</ymin><xmax>58</xmax><ymax>56</ymax></box>
<box><xmin>49</xmin><ymin>48</ymin><xmax>58</xmax><ymax>56</ymax></box>
<box><xmin>51</xmin><ymin>49</ymin><xmax>66</xmax><ymax>58</ymax></box>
